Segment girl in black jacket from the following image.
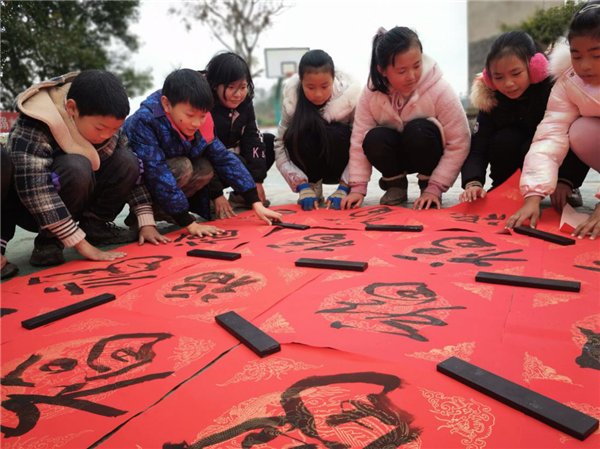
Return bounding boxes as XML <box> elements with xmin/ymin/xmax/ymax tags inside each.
<box><xmin>204</xmin><ymin>52</ymin><xmax>274</xmax><ymax>218</ymax></box>
<box><xmin>460</xmin><ymin>31</ymin><xmax>588</xmax><ymax>208</ymax></box>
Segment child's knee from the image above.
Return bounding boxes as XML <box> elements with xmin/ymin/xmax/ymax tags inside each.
<box><xmin>569</xmin><ymin>117</ymin><xmax>600</xmax><ymax>166</ymax></box>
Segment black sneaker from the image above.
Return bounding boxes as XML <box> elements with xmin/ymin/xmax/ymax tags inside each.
<box><xmin>30</xmin><ymin>235</ymin><xmax>65</xmax><ymax>267</ymax></box>
<box><xmin>79</xmin><ymin>218</ymin><xmax>137</xmax><ymax>246</ymax></box>
<box><xmin>567</xmin><ymin>188</ymin><xmax>583</xmax><ymax>208</ymax></box>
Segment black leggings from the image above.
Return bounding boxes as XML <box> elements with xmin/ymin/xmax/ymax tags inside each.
<box><xmin>362</xmin><ymin>119</ymin><xmax>443</xmax><ymax>178</ymax></box>
<box><xmin>285</xmin><ymin>121</ymin><xmax>351</xmax><ymax>184</ymax></box>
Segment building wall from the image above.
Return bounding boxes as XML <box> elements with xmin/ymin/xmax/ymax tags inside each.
<box><xmin>467</xmin><ymin>0</ymin><xmax>563</xmax><ymax>106</ymax></box>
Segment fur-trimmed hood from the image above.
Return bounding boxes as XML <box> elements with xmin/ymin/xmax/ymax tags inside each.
<box><xmin>281</xmin><ymin>70</ymin><xmax>362</xmax><ymax>123</ymax></box>
<box><xmin>469</xmin><ymin>74</ymin><xmax>497</xmax><ymax>113</ymax></box>
<box><xmin>549</xmin><ymin>42</ymin><xmax>573</xmax><ymax>79</ymax></box>
<box><xmin>15</xmin><ymin>71</ymin><xmax>101</xmax><ymax>170</ymax></box>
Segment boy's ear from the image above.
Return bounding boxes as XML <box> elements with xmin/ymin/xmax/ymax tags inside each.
<box><xmin>65</xmin><ymin>98</ymin><xmax>78</xmax><ymax>117</ymax></box>
<box><xmin>160</xmin><ymin>95</ymin><xmax>171</xmax><ymax>113</ymax></box>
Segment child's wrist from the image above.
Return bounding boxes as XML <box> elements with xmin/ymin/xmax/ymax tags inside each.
<box><xmin>465</xmin><ymin>180</ymin><xmax>483</xmax><ymax>189</ymax></box>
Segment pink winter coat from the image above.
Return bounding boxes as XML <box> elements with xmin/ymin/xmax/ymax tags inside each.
<box><xmin>347</xmin><ymin>54</ymin><xmax>470</xmax><ymax>196</ymax></box>
<box><xmin>521</xmin><ymin>44</ymin><xmax>600</xmax><ymax>198</ymax></box>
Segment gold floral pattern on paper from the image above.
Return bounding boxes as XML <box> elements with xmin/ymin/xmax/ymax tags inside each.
<box><xmin>169</xmin><ymin>337</ymin><xmax>215</xmax><ymax>370</ymax></box>
<box><xmin>177</xmin><ymin>309</ymin><xmax>229</xmax><ymax>323</ymax></box>
<box><xmin>532</xmin><ymin>292</ymin><xmax>578</xmax><ymax>307</ymax></box>
<box><xmin>407</xmin><ymin>342</ymin><xmax>476</xmax><ymax>362</ymax></box>
<box><xmin>571</xmin><ymin>314</ymin><xmax>600</xmax><ymax>346</ymax></box>
<box><xmin>322</xmin><ymin>271</ymin><xmax>361</xmax><ymax>282</ymax></box>
<box><xmin>260</xmin><ymin>313</ymin><xmax>295</xmax><ymax>334</ymax></box>
<box><xmin>52</xmin><ymin>318</ymin><xmax>125</xmax><ymax>334</ymax></box>
<box><xmin>2</xmin><ymin>430</ymin><xmax>93</xmax><ymax>449</ymax></box>
<box><xmin>276</xmin><ymin>266</ymin><xmax>309</xmax><ymax>283</ymax></box>
<box><xmin>367</xmin><ymin>257</ymin><xmax>395</xmax><ymax>267</ymax></box>
<box><xmin>454</xmin><ymin>282</ymin><xmax>494</xmax><ymax>300</ymax></box>
<box><xmin>217</xmin><ymin>357</ymin><xmax>321</xmax><ymax>386</ymax></box>
<box><xmin>421</xmin><ymin>388</ymin><xmax>495</xmax><ymax>449</ymax></box>
<box><xmin>522</xmin><ymin>352</ymin><xmax>576</xmax><ymax>385</ymax></box>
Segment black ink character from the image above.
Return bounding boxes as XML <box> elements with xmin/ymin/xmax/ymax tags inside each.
<box><xmin>163</xmin><ymin>372</ymin><xmax>420</xmax><ymax>449</ymax></box>
<box><xmin>165</xmin><ymin>272</ymin><xmax>260</xmax><ymax>302</ymax></box>
<box><xmin>394</xmin><ymin>236</ymin><xmax>526</xmax><ymax>267</ymax></box>
<box><xmin>1</xmin><ymin>333</ymin><xmax>173</xmax><ymax>437</ymax></box>
<box><xmin>318</xmin><ymin>282</ymin><xmax>466</xmax><ymax>342</ymax></box>
<box><xmin>27</xmin><ymin>256</ymin><xmax>172</xmax><ymax>295</ymax></box>
<box><xmin>268</xmin><ymin>233</ymin><xmax>354</xmax><ymax>253</ymax></box>
<box><xmin>574</xmin><ymin>260</ymin><xmax>600</xmax><ymax>273</ymax></box>
<box><xmin>174</xmin><ymin>230</ymin><xmax>239</xmax><ymax>247</ymax></box>
<box><xmin>575</xmin><ymin>327</ymin><xmax>600</xmax><ymax>370</ymax></box>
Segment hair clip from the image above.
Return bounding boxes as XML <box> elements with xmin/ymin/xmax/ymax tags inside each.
<box><xmin>577</xmin><ymin>3</ymin><xmax>600</xmax><ymax>14</ymax></box>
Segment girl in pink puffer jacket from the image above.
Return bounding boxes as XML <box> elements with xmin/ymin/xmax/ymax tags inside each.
<box><xmin>507</xmin><ymin>1</ymin><xmax>600</xmax><ymax>239</ymax></box>
<box><xmin>342</xmin><ymin>26</ymin><xmax>470</xmax><ymax>210</ymax></box>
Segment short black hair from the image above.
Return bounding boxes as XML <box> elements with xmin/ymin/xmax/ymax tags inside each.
<box><xmin>67</xmin><ymin>70</ymin><xmax>129</xmax><ymax>119</ymax></box>
<box><xmin>205</xmin><ymin>52</ymin><xmax>255</xmax><ymax>100</ymax></box>
<box><xmin>568</xmin><ymin>0</ymin><xmax>600</xmax><ymax>41</ymax></box>
<box><xmin>485</xmin><ymin>31</ymin><xmax>540</xmax><ymax>72</ymax></box>
<box><xmin>162</xmin><ymin>68</ymin><xmax>214</xmax><ymax>111</ymax></box>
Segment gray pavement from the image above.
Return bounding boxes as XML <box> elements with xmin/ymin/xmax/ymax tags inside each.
<box><xmin>3</xmin><ymin>131</ymin><xmax>599</xmax><ymax>280</ymax></box>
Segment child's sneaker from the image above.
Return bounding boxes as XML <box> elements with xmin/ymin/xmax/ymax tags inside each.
<box><xmin>79</xmin><ymin>218</ymin><xmax>137</xmax><ymax>246</ymax></box>
<box><xmin>378</xmin><ymin>176</ymin><xmax>408</xmax><ymax>205</ymax></box>
<box><xmin>30</xmin><ymin>235</ymin><xmax>65</xmax><ymax>267</ymax></box>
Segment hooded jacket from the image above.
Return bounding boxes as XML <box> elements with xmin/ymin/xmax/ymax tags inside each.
<box><xmin>7</xmin><ymin>72</ymin><xmax>154</xmax><ymax>248</ymax></box>
<box><xmin>274</xmin><ymin>70</ymin><xmax>362</xmax><ymax>191</ymax></box>
<box><xmin>521</xmin><ymin>43</ymin><xmax>600</xmax><ymax>198</ymax></box>
<box><xmin>461</xmin><ymin>73</ymin><xmax>553</xmax><ymax>188</ymax></box>
<box><xmin>124</xmin><ymin>90</ymin><xmax>259</xmax><ymax>225</ymax></box>
<box><xmin>347</xmin><ymin>54</ymin><xmax>470</xmax><ymax>197</ymax></box>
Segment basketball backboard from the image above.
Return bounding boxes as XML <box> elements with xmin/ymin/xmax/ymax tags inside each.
<box><xmin>264</xmin><ymin>47</ymin><xmax>310</xmax><ymax>79</ymax></box>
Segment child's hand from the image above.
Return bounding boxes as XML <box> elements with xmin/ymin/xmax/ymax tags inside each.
<box><xmin>550</xmin><ymin>181</ymin><xmax>572</xmax><ymax>212</ymax></box>
<box><xmin>297</xmin><ymin>183</ymin><xmax>319</xmax><ymax>211</ymax></box>
<box><xmin>413</xmin><ymin>192</ymin><xmax>441</xmax><ymax>210</ymax></box>
<box><xmin>572</xmin><ymin>203</ymin><xmax>600</xmax><ymax>240</ymax></box>
<box><xmin>460</xmin><ymin>185</ymin><xmax>486</xmax><ymax>202</ymax></box>
<box><xmin>505</xmin><ymin>196</ymin><xmax>542</xmax><ymax>229</ymax></box>
<box><xmin>214</xmin><ymin>195</ymin><xmax>236</xmax><ymax>219</ymax></box>
<box><xmin>138</xmin><ymin>225</ymin><xmax>170</xmax><ymax>246</ymax></box>
<box><xmin>187</xmin><ymin>222</ymin><xmax>225</xmax><ymax>237</ymax></box>
<box><xmin>341</xmin><ymin>192</ymin><xmax>364</xmax><ymax>209</ymax></box>
<box><xmin>252</xmin><ymin>202</ymin><xmax>282</xmax><ymax>225</ymax></box>
<box><xmin>75</xmin><ymin>239</ymin><xmax>127</xmax><ymax>261</ymax></box>
<box><xmin>326</xmin><ymin>184</ymin><xmax>350</xmax><ymax>210</ymax></box>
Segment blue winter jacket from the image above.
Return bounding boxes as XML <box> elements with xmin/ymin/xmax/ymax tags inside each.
<box><xmin>124</xmin><ymin>90</ymin><xmax>258</xmax><ymax>223</ymax></box>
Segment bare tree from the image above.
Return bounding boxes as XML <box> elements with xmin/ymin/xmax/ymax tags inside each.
<box><xmin>170</xmin><ymin>0</ymin><xmax>288</xmax><ymax>76</ymax></box>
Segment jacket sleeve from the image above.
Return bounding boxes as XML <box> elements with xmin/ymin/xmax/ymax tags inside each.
<box><xmin>274</xmin><ymin>101</ymin><xmax>308</xmax><ymax>192</ymax></box>
<box><xmin>205</xmin><ymin>135</ymin><xmax>259</xmax><ymax>205</ymax></box>
<box><xmin>426</xmin><ymin>82</ymin><xmax>471</xmax><ymax>196</ymax></box>
<box><xmin>239</xmin><ymin>101</ymin><xmax>268</xmax><ymax>183</ymax></box>
<box><xmin>9</xmin><ymin>117</ymin><xmax>85</xmax><ymax>248</ymax></box>
<box><xmin>461</xmin><ymin>110</ymin><xmax>494</xmax><ymax>188</ymax></box>
<box><xmin>520</xmin><ymin>79</ymin><xmax>579</xmax><ymax>198</ymax></box>
<box><xmin>347</xmin><ymin>88</ymin><xmax>377</xmax><ymax>195</ymax></box>
<box><xmin>125</xmin><ymin>114</ymin><xmax>191</xmax><ymax>220</ymax></box>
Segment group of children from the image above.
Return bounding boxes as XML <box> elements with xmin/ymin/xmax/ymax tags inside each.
<box><xmin>1</xmin><ymin>1</ymin><xmax>599</xmax><ymax>280</ymax></box>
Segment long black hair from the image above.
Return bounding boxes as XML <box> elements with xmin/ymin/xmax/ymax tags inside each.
<box><xmin>369</xmin><ymin>26</ymin><xmax>422</xmax><ymax>94</ymax></box>
<box><xmin>283</xmin><ymin>49</ymin><xmax>335</xmax><ymax>171</ymax></box>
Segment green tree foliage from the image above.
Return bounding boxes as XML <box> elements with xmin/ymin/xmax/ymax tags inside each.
<box><xmin>170</xmin><ymin>0</ymin><xmax>288</xmax><ymax>77</ymax></box>
<box><xmin>0</xmin><ymin>0</ymin><xmax>152</xmax><ymax>109</ymax></box>
<box><xmin>501</xmin><ymin>0</ymin><xmax>580</xmax><ymax>51</ymax></box>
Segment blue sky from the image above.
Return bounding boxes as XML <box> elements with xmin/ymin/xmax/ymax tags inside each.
<box><xmin>130</xmin><ymin>0</ymin><xmax>468</xmax><ymax>108</ymax></box>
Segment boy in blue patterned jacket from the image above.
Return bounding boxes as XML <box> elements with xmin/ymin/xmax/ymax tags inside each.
<box><xmin>123</xmin><ymin>69</ymin><xmax>281</xmax><ymax>237</ymax></box>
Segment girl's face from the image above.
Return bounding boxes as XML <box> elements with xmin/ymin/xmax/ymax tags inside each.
<box><xmin>378</xmin><ymin>45</ymin><xmax>423</xmax><ymax>96</ymax></box>
<box><xmin>216</xmin><ymin>79</ymin><xmax>249</xmax><ymax>109</ymax></box>
<box><xmin>570</xmin><ymin>35</ymin><xmax>600</xmax><ymax>86</ymax></box>
<box><xmin>301</xmin><ymin>70</ymin><xmax>334</xmax><ymax>107</ymax></box>
<box><xmin>489</xmin><ymin>54</ymin><xmax>531</xmax><ymax>99</ymax></box>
